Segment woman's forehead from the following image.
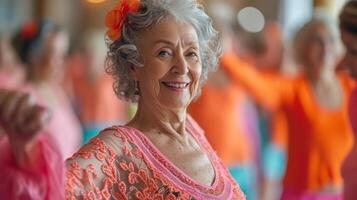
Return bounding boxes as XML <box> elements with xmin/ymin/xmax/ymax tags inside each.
<box><xmin>138</xmin><ymin>18</ymin><xmax>199</xmax><ymax>45</ymax></box>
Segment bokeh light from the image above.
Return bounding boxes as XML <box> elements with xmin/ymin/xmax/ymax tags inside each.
<box><xmin>237</xmin><ymin>7</ymin><xmax>266</xmax><ymax>33</ymax></box>
<box><xmin>85</xmin><ymin>0</ymin><xmax>106</xmax><ymax>4</ymax></box>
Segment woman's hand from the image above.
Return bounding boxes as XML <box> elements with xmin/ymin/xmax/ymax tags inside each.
<box><xmin>0</xmin><ymin>89</ymin><xmax>51</xmax><ymax>165</ymax></box>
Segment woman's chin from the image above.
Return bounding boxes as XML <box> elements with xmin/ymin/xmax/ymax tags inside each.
<box><xmin>161</xmin><ymin>100</ymin><xmax>190</xmax><ymax>111</ymax></box>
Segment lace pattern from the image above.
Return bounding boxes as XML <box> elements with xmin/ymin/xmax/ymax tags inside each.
<box><xmin>65</xmin><ymin>120</ymin><xmax>245</xmax><ymax>200</ymax></box>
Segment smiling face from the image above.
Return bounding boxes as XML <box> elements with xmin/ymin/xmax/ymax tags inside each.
<box><xmin>340</xmin><ymin>30</ymin><xmax>357</xmax><ymax>79</ymax></box>
<box><xmin>134</xmin><ymin>17</ymin><xmax>202</xmax><ymax>111</ymax></box>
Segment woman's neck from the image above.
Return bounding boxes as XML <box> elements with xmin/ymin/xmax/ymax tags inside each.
<box><xmin>127</xmin><ymin>100</ymin><xmax>188</xmax><ymax>143</ymax></box>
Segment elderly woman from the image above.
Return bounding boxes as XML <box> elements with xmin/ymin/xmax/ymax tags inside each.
<box><xmin>0</xmin><ymin>0</ymin><xmax>245</xmax><ymax>199</ymax></box>
<box><xmin>65</xmin><ymin>0</ymin><xmax>245</xmax><ymax>199</ymax></box>
<box><xmin>339</xmin><ymin>1</ymin><xmax>357</xmax><ymax>200</ymax></box>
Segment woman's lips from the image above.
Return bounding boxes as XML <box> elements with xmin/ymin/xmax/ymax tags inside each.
<box><xmin>162</xmin><ymin>81</ymin><xmax>190</xmax><ymax>91</ymax></box>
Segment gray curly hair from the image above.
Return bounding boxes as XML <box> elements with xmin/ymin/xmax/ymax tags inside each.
<box><xmin>106</xmin><ymin>0</ymin><xmax>221</xmax><ymax>102</ymax></box>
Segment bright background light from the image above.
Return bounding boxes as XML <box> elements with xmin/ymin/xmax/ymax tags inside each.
<box><xmin>86</xmin><ymin>0</ymin><xmax>106</xmax><ymax>4</ymax></box>
<box><xmin>237</xmin><ymin>7</ymin><xmax>266</xmax><ymax>33</ymax></box>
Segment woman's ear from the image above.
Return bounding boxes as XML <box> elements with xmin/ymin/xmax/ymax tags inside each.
<box><xmin>128</xmin><ymin>63</ymin><xmax>139</xmax><ymax>80</ymax></box>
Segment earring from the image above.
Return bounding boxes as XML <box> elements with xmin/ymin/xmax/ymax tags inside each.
<box><xmin>134</xmin><ymin>80</ymin><xmax>140</xmax><ymax>95</ymax></box>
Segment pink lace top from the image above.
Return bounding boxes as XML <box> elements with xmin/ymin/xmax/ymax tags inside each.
<box><xmin>65</xmin><ymin>116</ymin><xmax>245</xmax><ymax>200</ymax></box>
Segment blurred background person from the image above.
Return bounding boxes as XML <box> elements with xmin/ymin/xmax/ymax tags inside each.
<box><xmin>0</xmin><ymin>33</ymin><xmax>25</xmax><ymax>137</ymax></box>
<box><xmin>221</xmin><ymin>12</ymin><xmax>355</xmax><ymax>199</ymax></box>
<box><xmin>65</xmin><ymin>29</ymin><xmax>130</xmax><ymax>144</ymax></box>
<box><xmin>236</xmin><ymin>21</ymin><xmax>290</xmax><ymax>200</ymax></box>
<box><xmin>9</xmin><ymin>20</ymin><xmax>82</xmax><ymax>159</ymax></box>
<box><xmin>0</xmin><ymin>20</ymin><xmax>81</xmax><ymax>199</ymax></box>
<box><xmin>226</xmin><ymin>19</ymin><xmax>291</xmax><ymax>200</ymax></box>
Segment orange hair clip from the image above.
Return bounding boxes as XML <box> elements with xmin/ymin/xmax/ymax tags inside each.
<box><xmin>105</xmin><ymin>0</ymin><xmax>140</xmax><ymax>41</ymax></box>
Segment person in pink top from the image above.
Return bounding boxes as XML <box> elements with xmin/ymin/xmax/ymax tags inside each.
<box><xmin>10</xmin><ymin>20</ymin><xmax>82</xmax><ymax>159</ymax></box>
<box><xmin>0</xmin><ymin>20</ymin><xmax>81</xmax><ymax>199</ymax></box>
<box><xmin>339</xmin><ymin>1</ymin><xmax>357</xmax><ymax>200</ymax></box>
<box><xmin>0</xmin><ymin>0</ymin><xmax>246</xmax><ymax>199</ymax></box>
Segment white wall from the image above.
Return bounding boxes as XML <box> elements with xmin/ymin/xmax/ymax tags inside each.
<box><xmin>280</xmin><ymin>0</ymin><xmax>313</xmax><ymax>40</ymax></box>
<box><xmin>44</xmin><ymin>0</ymin><xmax>80</xmax><ymax>34</ymax></box>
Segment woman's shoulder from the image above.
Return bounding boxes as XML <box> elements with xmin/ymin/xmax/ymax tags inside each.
<box><xmin>66</xmin><ymin>126</ymin><xmax>137</xmax><ymax>163</ymax></box>
<box><xmin>65</xmin><ymin>126</ymin><xmax>147</xmax><ymax>199</ymax></box>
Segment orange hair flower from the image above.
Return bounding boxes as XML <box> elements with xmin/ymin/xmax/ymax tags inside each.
<box><xmin>105</xmin><ymin>0</ymin><xmax>140</xmax><ymax>41</ymax></box>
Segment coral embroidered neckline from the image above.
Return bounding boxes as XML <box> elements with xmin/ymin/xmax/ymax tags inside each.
<box><xmin>120</xmin><ymin>123</ymin><xmax>225</xmax><ymax>194</ymax></box>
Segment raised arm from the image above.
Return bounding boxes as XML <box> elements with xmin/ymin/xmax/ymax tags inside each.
<box><xmin>220</xmin><ymin>51</ymin><xmax>293</xmax><ymax>112</ymax></box>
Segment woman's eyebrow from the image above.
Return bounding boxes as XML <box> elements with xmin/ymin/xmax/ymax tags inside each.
<box><xmin>153</xmin><ymin>39</ymin><xmax>175</xmax><ymax>46</ymax></box>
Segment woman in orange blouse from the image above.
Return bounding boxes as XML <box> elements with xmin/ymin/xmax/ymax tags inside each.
<box><xmin>221</xmin><ymin>14</ymin><xmax>355</xmax><ymax>199</ymax></box>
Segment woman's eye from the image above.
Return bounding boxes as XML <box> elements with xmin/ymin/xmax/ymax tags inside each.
<box><xmin>158</xmin><ymin>50</ymin><xmax>171</xmax><ymax>57</ymax></box>
<box><xmin>186</xmin><ymin>52</ymin><xmax>198</xmax><ymax>58</ymax></box>
<box><xmin>187</xmin><ymin>52</ymin><xmax>198</xmax><ymax>57</ymax></box>
<box><xmin>186</xmin><ymin>52</ymin><xmax>199</xmax><ymax>61</ymax></box>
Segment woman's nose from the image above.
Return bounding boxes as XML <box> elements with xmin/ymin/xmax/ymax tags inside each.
<box><xmin>172</xmin><ymin>52</ymin><xmax>189</xmax><ymax>75</ymax></box>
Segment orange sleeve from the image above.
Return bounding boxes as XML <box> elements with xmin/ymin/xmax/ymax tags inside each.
<box><xmin>220</xmin><ymin>51</ymin><xmax>293</xmax><ymax>112</ymax></box>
